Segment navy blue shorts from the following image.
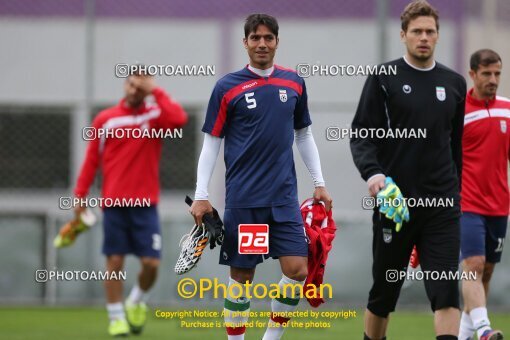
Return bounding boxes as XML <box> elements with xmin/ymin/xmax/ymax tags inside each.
<box><xmin>219</xmin><ymin>203</ymin><xmax>308</xmax><ymax>269</ymax></box>
<box><xmin>460</xmin><ymin>212</ymin><xmax>507</xmax><ymax>263</ymax></box>
<box><xmin>102</xmin><ymin>206</ymin><xmax>161</xmax><ymax>259</ymax></box>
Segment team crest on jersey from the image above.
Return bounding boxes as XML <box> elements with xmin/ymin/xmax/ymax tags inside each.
<box><xmin>436</xmin><ymin>86</ymin><xmax>446</xmax><ymax>101</ymax></box>
<box><xmin>383</xmin><ymin>228</ymin><xmax>392</xmax><ymax>243</ymax></box>
<box><xmin>501</xmin><ymin>120</ymin><xmax>507</xmax><ymax>133</ymax></box>
<box><xmin>279</xmin><ymin>89</ymin><xmax>287</xmax><ymax>102</ymax></box>
<box><xmin>402</xmin><ymin>84</ymin><xmax>412</xmax><ymax>94</ymax></box>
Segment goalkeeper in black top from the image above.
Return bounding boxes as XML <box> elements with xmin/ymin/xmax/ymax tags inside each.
<box><xmin>350</xmin><ymin>2</ymin><xmax>466</xmax><ymax>340</ymax></box>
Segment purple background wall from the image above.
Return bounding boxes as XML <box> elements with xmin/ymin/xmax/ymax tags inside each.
<box><xmin>0</xmin><ymin>0</ymin><xmax>467</xmax><ymax>19</ymax></box>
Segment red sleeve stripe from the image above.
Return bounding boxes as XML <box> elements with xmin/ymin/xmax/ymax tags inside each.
<box><xmin>211</xmin><ymin>79</ymin><xmax>264</xmax><ymax>136</ymax></box>
<box><xmin>211</xmin><ymin>95</ymin><xmax>229</xmax><ymax>137</ymax></box>
<box><xmin>210</xmin><ymin>77</ymin><xmax>303</xmax><ymax>136</ymax></box>
<box><xmin>226</xmin><ymin>326</ymin><xmax>246</xmax><ymax>335</ymax></box>
<box><xmin>275</xmin><ymin>64</ymin><xmax>298</xmax><ymax>73</ymax></box>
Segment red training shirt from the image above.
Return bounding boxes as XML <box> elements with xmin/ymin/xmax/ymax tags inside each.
<box><xmin>461</xmin><ymin>88</ymin><xmax>510</xmax><ymax>216</ymax></box>
<box><xmin>74</xmin><ymin>87</ymin><xmax>188</xmax><ymax>204</ymax></box>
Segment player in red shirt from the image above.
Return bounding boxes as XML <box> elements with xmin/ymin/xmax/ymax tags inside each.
<box><xmin>459</xmin><ymin>49</ymin><xmax>508</xmax><ymax>340</ymax></box>
<box><xmin>74</xmin><ymin>67</ymin><xmax>187</xmax><ymax>336</ymax></box>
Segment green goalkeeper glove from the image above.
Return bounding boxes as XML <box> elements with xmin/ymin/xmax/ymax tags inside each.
<box><xmin>377</xmin><ymin>177</ymin><xmax>410</xmax><ymax>232</ymax></box>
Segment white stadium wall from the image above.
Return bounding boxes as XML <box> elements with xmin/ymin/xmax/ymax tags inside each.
<box><xmin>0</xmin><ymin>16</ymin><xmax>509</xmax><ymax>306</ymax></box>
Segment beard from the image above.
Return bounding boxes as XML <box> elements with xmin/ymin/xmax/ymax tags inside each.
<box><xmin>126</xmin><ymin>96</ymin><xmax>144</xmax><ymax>108</ymax></box>
<box><xmin>481</xmin><ymin>85</ymin><xmax>498</xmax><ymax>98</ymax></box>
<box><xmin>407</xmin><ymin>45</ymin><xmax>435</xmax><ymax>62</ymax></box>
<box><xmin>412</xmin><ymin>51</ymin><xmax>432</xmax><ymax>61</ymax></box>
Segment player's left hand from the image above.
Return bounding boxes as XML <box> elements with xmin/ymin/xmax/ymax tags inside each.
<box><xmin>73</xmin><ymin>199</ymin><xmax>86</xmax><ymax>222</ymax></box>
<box><xmin>313</xmin><ymin>186</ymin><xmax>333</xmax><ymax>212</ymax></box>
<box><xmin>377</xmin><ymin>177</ymin><xmax>410</xmax><ymax>232</ymax></box>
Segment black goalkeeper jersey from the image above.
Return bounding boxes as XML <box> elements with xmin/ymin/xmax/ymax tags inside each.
<box><xmin>350</xmin><ymin>57</ymin><xmax>466</xmax><ymax>200</ymax></box>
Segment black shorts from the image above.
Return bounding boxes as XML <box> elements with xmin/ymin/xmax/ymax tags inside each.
<box><xmin>367</xmin><ymin>204</ymin><xmax>461</xmax><ymax>318</ymax></box>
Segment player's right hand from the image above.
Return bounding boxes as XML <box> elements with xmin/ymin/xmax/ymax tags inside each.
<box><xmin>368</xmin><ymin>174</ymin><xmax>386</xmax><ymax>197</ymax></box>
<box><xmin>189</xmin><ymin>200</ymin><xmax>213</xmax><ymax>226</ymax></box>
<box><xmin>138</xmin><ymin>76</ymin><xmax>157</xmax><ymax>96</ymax></box>
<box><xmin>74</xmin><ymin>202</ymin><xmax>86</xmax><ymax>222</ymax></box>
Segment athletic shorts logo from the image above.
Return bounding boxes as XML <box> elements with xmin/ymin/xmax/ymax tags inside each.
<box><xmin>237</xmin><ymin>296</ymin><xmax>248</xmax><ymax>304</ymax></box>
<box><xmin>238</xmin><ymin>224</ymin><xmax>269</xmax><ymax>254</ymax></box>
<box><xmin>436</xmin><ymin>86</ymin><xmax>446</xmax><ymax>101</ymax></box>
<box><xmin>382</xmin><ymin>228</ymin><xmax>392</xmax><ymax>243</ymax></box>
<box><xmin>495</xmin><ymin>238</ymin><xmax>505</xmax><ymax>252</ymax></box>
<box><xmin>402</xmin><ymin>84</ymin><xmax>412</xmax><ymax>94</ymax></box>
<box><xmin>279</xmin><ymin>89</ymin><xmax>288</xmax><ymax>102</ymax></box>
<box><xmin>500</xmin><ymin>120</ymin><xmax>507</xmax><ymax>133</ymax></box>
<box><xmin>303</xmin><ymin>226</ymin><xmax>310</xmax><ymax>244</ymax></box>
<box><xmin>152</xmin><ymin>234</ymin><xmax>162</xmax><ymax>250</ymax></box>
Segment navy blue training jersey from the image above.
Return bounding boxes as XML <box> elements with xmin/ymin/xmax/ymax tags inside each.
<box><xmin>202</xmin><ymin>65</ymin><xmax>312</xmax><ymax>208</ymax></box>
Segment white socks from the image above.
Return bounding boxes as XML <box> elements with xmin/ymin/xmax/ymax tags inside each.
<box><xmin>224</xmin><ymin>277</ymin><xmax>250</xmax><ymax>340</ymax></box>
<box><xmin>107</xmin><ymin>284</ymin><xmax>148</xmax><ymax>323</ymax></box>
<box><xmin>470</xmin><ymin>307</ymin><xmax>491</xmax><ymax>339</ymax></box>
<box><xmin>459</xmin><ymin>311</ymin><xmax>474</xmax><ymax>340</ymax></box>
<box><xmin>262</xmin><ymin>274</ymin><xmax>305</xmax><ymax>340</ymax></box>
<box><xmin>127</xmin><ymin>284</ymin><xmax>148</xmax><ymax>304</ymax></box>
<box><xmin>106</xmin><ymin>302</ymin><xmax>125</xmax><ymax>322</ymax></box>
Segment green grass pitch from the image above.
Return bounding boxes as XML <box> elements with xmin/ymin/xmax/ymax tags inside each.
<box><xmin>1</xmin><ymin>307</ymin><xmax>508</xmax><ymax>339</ymax></box>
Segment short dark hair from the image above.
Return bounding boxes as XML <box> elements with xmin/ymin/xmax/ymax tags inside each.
<box><xmin>401</xmin><ymin>0</ymin><xmax>439</xmax><ymax>32</ymax></box>
<box><xmin>470</xmin><ymin>49</ymin><xmax>502</xmax><ymax>71</ymax></box>
<box><xmin>244</xmin><ymin>14</ymin><xmax>279</xmax><ymax>38</ymax></box>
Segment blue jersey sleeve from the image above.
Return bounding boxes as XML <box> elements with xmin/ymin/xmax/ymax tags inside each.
<box><xmin>294</xmin><ymin>80</ymin><xmax>312</xmax><ymax>129</ymax></box>
<box><xmin>202</xmin><ymin>82</ymin><xmax>227</xmax><ymax>137</ymax></box>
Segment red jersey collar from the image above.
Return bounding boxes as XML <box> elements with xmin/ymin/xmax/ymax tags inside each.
<box><xmin>467</xmin><ymin>88</ymin><xmax>497</xmax><ymax>108</ymax></box>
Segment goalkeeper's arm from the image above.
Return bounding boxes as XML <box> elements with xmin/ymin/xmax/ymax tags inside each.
<box><xmin>350</xmin><ymin>75</ymin><xmax>391</xmax><ymax>197</ymax></box>
<box><xmin>190</xmin><ymin>133</ymin><xmax>222</xmax><ymax>225</ymax></box>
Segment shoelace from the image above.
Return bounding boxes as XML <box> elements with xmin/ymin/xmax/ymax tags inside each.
<box><xmin>178</xmin><ymin>225</ymin><xmax>205</xmax><ymax>254</ymax></box>
<box><xmin>178</xmin><ymin>231</ymin><xmax>195</xmax><ymax>253</ymax></box>
<box><xmin>178</xmin><ymin>232</ymin><xmax>191</xmax><ymax>249</ymax></box>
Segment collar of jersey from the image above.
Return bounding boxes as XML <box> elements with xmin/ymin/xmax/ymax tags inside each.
<box><xmin>119</xmin><ymin>98</ymin><xmax>147</xmax><ymax>114</ymax></box>
<box><xmin>467</xmin><ymin>87</ymin><xmax>496</xmax><ymax>108</ymax></box>
<box><xmin>246</xmin><ymin>64</ymin><xmax>275</xmax><ymax>78</ymax></box>
<box><xmin>403</xmin><ymin>55</ymin><xmax>436</xmax><ymax>72</ymax></box>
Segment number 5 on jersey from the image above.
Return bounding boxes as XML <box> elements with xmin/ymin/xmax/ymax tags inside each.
<box><xmin>245</xmin><ymin>92</ymin><xmax>257</xmax><ymax>109</ymax></box>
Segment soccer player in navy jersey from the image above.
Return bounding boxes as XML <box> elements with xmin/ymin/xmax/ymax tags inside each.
<box><xmin>189</xmin><ymin>13</ymin><xmax>332</xmax><ymax>340</ymax></box>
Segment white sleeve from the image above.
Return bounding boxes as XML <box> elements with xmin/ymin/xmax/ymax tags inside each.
<box><xmin>295</xmin><ymin>126</ymin><xmax>325</xmax><ymax>187</ymax></box>
<box><xmin>194</xmin><ymin>133</ymin><xmax>222</xmax><ymax>200</ymax></box>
